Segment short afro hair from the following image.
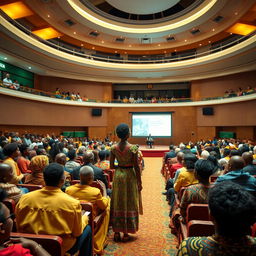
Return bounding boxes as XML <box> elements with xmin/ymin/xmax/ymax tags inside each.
<box><xmin>195</xmin><ymin>156</ymin><xmax>218</xmax><ymax>179</ymax></box>
<box><xmin>209</xmin><ymin>181</ymin><xmax>256</xmax><ymax>237</ymax></box>
<box><xmin>183</xmin><ymin>153</ymin><xmax>198</xmax><ymax>169</ymax></box>
<box><xmin>3</xmin><ymin>143</ymin><xmax>18</xmax><ymax>157</ymax></box>
<box><xmin>43</xmin><ymin>163</ymin><xmax>64</xmax><ymax>187</ymax></box>
<box><xmin>116</xmin><ymin>123</ymin><xmax>130</xmax><ymax>139</ymax></box>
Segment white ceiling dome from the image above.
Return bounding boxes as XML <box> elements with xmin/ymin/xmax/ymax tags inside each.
<box><xmin>105</xmin><ymin>0</ymin><xmax>180</xmax><ymax>14</ymax></box>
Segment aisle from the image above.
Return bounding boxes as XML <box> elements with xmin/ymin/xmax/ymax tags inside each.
<box><xmin>104</xmin><ymin>157</ymin><xmax>178</xmax><ymax>256</ymax></box>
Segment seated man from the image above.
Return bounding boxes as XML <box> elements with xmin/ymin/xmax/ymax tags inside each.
<box><xmin>176</xmin><ymin>181</ymin><xmax>256</xmax><ymax>256</ymax></box>
<box><xmin>216</xmin><ymin>156</ymin><xmax>256</xmax><ymax>195</ymax></box>
<box><xmin>242</xmin><ymin>152</ymin><xmax>256</xmax><ymax>175</ymax></box>
<box><xmin>3</xmin><ymin>143</ymin><xmax>24</xmax><ymax>184</ymax></box>
<box><xmin>15</xmin><ymin>163</ymin><xmax>92</xmax><ymax>256</ymax></box>
<box><xmin>66</xmin><ymin>166</ymin><xmax>110</xmax><ymax>255</ymax></box>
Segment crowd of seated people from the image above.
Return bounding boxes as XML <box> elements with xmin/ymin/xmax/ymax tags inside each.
<box><xmin>224</xmin><ymin>86</ymin><xmax>256</xmax><ymax>98</ymax></box>
<box><xmin>161</xmin><ymin>138</ymin><xmax>256</xmax><ymax>255</ymax></box>
<box><xmin>55</xmin><ymin>88</ymin><xmax>88</xmax><ymax>102</ymax></box>
<box><xmin>0</xmin><ymin>131</ymin><xmax>145</xmax><ymax>255</ymax></box>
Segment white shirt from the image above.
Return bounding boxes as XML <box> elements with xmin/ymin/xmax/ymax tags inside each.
<box><xmin>3</xmin><ymin>77</ymin><xmax>12</xmax><ymax>86</ymax></box>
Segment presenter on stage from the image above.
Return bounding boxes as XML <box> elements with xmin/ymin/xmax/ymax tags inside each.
<box><xmin>110</xmin><ymin>123</ymin><xmax>143</xmax><ymax>242</ymax></box>
<box><xmin>146</xmin><ymin>134</ymin><xmax>154</xmax><ymax>148</ymax></box>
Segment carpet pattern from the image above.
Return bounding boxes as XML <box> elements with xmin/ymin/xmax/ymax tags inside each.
<box><xmin>104</xmin><ymin>157</ymin><xmax>178</xmax><ymax>256</ymax></box>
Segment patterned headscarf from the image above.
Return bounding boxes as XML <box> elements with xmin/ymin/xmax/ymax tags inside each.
<box><xmin>30</xmin><ymin>155</ymin><xmax>49</xmax><ymax>173</ymax></box>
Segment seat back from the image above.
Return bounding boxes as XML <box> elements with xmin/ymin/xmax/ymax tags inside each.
<box><xmin>3</xmin><ymin>198</ymin><xmax>16</xmax><ymax>214</ymax></box>
<box><xmin>71</xmin><ymin>180</ymin><xmax>80</xmax><ymax>185</ymax></box>
<box><xmin>252</xmin><ymin>223</ymin><xmax>256</xmax><ymax>237</ymax></box>
<box><xmin>80</xmin><ymin>202</ymin><xmax>94</xmax><ymax>252</ymax></box>
<box><xmin>17</xmin><ymin>184</ymin><xmax>43</xmax><ymax>191</ymax></box>
<box><xmin>186</xmin><ymin>203</ymin><xmax>210</xmax><ymax>223</ymax></box>
<box><xmin>210</xmin><ymin>176</ymin><xmax>218</xmax><ymax>183</ymax></box>
<box><xmin>104</xmin><ymin>169</ymin><xmax>114</xmax><ymax>182</ymax></box>
<box><xmin>187</xmin><ymin>220</ymin><xmax>215</xmax><ymax>237</ymax></box>
<box><xmin>11</xmin><ymin>232</ymin><xmax>63</xmax><ymax>256</ymax></box>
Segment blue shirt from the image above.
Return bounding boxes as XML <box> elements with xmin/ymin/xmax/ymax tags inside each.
<box><xmin>216</xmin><ymin>170</ymin><xmax>256</xmax><ymax>193</ymax></box>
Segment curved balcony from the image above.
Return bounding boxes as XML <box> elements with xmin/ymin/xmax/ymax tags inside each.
<box><xmin>1</xmin><ymin>83</ymin><xmax>256</xmax><ymax>108</ymax></box>
<box><xmin>0</xmin><ymin>9</ymin><xmax>255</xmax><ymax>65</ymax></box>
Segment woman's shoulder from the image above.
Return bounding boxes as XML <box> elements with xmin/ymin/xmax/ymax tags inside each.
<box><xmin>129</xmin><ymin>144</ymin><xmax>139</xmax><ymax>153</ymax></box>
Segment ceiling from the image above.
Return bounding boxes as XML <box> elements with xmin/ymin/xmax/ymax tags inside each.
<box><xmin>0</xmin><ymin>0</ymin><xmax>255</xmax><ymax>83</ymax></box>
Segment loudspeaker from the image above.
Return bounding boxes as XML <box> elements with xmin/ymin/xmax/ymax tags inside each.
<box><xmin>202</xmin><ymin>107</ymin><xmax>214</xmax><ymax>115</ymax></box>
<box><xmin>91</xmin><ymin>108</ymin><xmax>102</xmax><ymax>116</ymax></box>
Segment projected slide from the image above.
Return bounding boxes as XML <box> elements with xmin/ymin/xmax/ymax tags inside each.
<box><xmin>132</xmin><ymin>113</ymin><xmax>172</xmax><ymax>137</ymax></box>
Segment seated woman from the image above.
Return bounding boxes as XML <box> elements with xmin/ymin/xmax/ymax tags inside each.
<box><xmin>0</xmin><ymin>163</ymin><xmax>23</xmax><ymax>203</ymax></box>
<box><xmin>65</xmin><ymin>149</ymin><xmax>80</xmax><ymax>174</ymax></box>
<box><xmin>95</xmin><ymin>150</ymin><xmax>110</xmax><ymax>170</ymax></box>
<box><xmin>0</xmin><ymin>188</ymin><xmax>51</xmax><ymax>256</ymax></box>
<box><xmin>25</xmin><ymin>155</ymin><xmax>49</xmax><ymax>186</ymax></box>
<box><xmin>179</xmin><ymin>156</ymin><xmax>218</xmax><ymax>220</ymax></box>
<box><xmin>176</xmin><ymin>181</ymin><xmax>256</xmax><ymax>256</ymax></box>
<box><xmin>66</xmin><ymin>166</ymin><xmax>110</xmax><ymax>255</ymax></box>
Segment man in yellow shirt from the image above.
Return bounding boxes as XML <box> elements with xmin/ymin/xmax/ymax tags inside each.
<box><xmin>66</xmin><ymin>166</ymin><xmax>110</xmax><ymax>255</ymax></box>
<box><xmin>16</xmin><ymin>163</ymin><xmax>92</xmax><ymax>256</ymax></box>
<box><xmin>3</xmin><ymin>143</ymin><xmax>24</xmax><ymax>184</ymax></box>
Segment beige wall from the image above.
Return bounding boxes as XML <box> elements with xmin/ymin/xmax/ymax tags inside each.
<box><xmin>191</xmin><ymin>71</ymin><xmax>256</xmax><ymax>100</ymax></box>
<box><xmin>0</xmin><ymin>95</ymin><xmax>108</xmax><ymax>127</ymax></box>
<box><xmin>35</xmin><ymin>75</ymin><xmax>112</xmax><ymax>101</ymax></box>
<box><xmin>197</xmin><ymin>100</ymin><xmax>256</xmax><ymax>126</ymax></box>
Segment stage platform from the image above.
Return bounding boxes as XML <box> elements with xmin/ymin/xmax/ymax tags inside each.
<box><xmin>140</xmin><ymin>145</ymin><xmax>169</xmax><ymax>157</ymax></box>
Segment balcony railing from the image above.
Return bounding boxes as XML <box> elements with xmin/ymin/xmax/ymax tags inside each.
<box><xmin>0</xmin><ymin>9</ymin><xmax>255</xmax><ymax>64</ymax></box>
<box><xmin>1</xmin><ymin>82</ymin><xmax>255</xmax><ymax>104</ymax></box>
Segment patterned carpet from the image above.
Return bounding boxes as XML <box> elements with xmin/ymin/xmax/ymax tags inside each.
<box><xmin>104</xmin><ymin>157</ymin><xmax>178</xmax><ymax>256</ymax></box>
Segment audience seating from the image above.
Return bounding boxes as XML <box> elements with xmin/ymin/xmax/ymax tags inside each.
<box><xmin>177</xmin><ymin>204</ymin><xmax>211</xmax><ymax>245</ymax></box>
<box><xmin>180</xmin><ymin>220</ymin><xmax>215</xmax><ymax>240</ymax></box>
<box><xmin>252</xmin><ymin>223</ymin><xmax>256</xmax><ymax>237</ymax></box>
<box><xmin>80</xmin><ymin>201</ymin><xmax>107</xmax><ymax>254</ymax></box>
<box><xmin>17</xmin><ymin>184</ymin><xmax>43</xmax><ymax>191</ymax></box>
<box><xmin>103</xmin><ymin>172</ymin><xmax>111</xmax><ymax>189</ymax></box>
<box><xmin>210</xmin><ymin>176</ymin><xmax>218</xmax><ymax>183</ymax></box>
<box><xmin>186</xmin><ymin>204</ymin><xmax>210</xmax><ymax>223</ymax></box>
<box><xmin>104</xmin><ymin>169</ymin><xmax>114</xmax><ymax>182</ymax></box>
<box><xmin>11</xmin><ymin>232</ymin><xmax>63</xmax><ymax>256</ymax></box>
<box><xmin>3</xmin><ymin>198</ymin><xmax>16</xmax><ymax>214</ymax></box>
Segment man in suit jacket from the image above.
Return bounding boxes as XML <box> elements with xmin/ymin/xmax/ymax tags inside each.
<box><xmin>73</xmin><ymin>152</ymin><xmax>109</xmax><ymax>190</ymax></box>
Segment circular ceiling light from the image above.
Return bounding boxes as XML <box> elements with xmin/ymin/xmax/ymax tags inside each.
<box><xmin>105</xmin><ymin>0</ymin><xmax>180</xmax><ymax>15</ymax></box>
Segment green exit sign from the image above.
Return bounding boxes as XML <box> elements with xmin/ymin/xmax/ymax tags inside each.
<box><xmin>0</xmin><ymin>63</ymin><xmax>5</xmax><ymax>69</ymax></box>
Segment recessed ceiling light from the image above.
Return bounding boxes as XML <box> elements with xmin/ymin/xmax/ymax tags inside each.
<box><xmin>4</xmin><ymin>57</ymin><xmax>7</xmax><ymax>60</ymax></box>
<box><xmin>47</xmin><ymin>14</ymin><xmax>50</xmax><ymax>18</ymax></box>
<box><xmin>73</xmin><ymin>31</ymin><xmax>76</xmax><ymax>34</ymax></box>
<box><xmin>164</xmin><ymin>51</ymin><xmax>166</xmax><ymax>53</ymax></box>
<box><xmin>212</xmin><ymin>28</ymin><xmax>215</xmax><ymax>32</ymax></box>
<box><xmin>230</xmin><ymin>32</ymin><xmax>233</xmax><ymax>35</ymax></box>
<box><xmin>184</xmin><ymin>39</ymin><xmax>187</xmax><ymax>42</ymax></box>
<box><xmin>174</xmin><ymin>49</ymin><xmax>177</xmax><ymax>52</ymax></box>
<box><xmin>57</xmin><ymin>36</ymin><xmax>60</xmax><ymax>39</ymax></box>
<box><xmin>199</xmin><ymin>43</ymin><xmax>202</xmax><ymax>46</ymax></box>
<box><xmin>81</xmin><ymin>44</ymin><xmax>84</xmax><ymax>46</ymax></box>
<box><xmin>235</xmin><ymin>12</ymin><xmax>238</xmax><ymax>15</ymax></box>
<box><xmin>101</xmin><ymin>40</ymin><xmax>104</xmax><ymax>43</ymax></box>
<box><xmin>28</xmin><ymin>67</ymin><xmax>31</xmax><ymax>69</ymax></box>
<box><xmin>158</xmin><ymin>44</ymin><xmax>161</xmax><ymax>46</ymax></box>
<box><xmin>129</xmin><ymin>45</ymin><xmax>132</xmax><ymax>47</ymax></box>
<box><xmin>92</xmin><ymin>46</ymin><xmax>95</xmax><ymax>49</ymax></box>
<box><xmin>208</xmin><ymin>40</ymin><xmax>211</xmax><ymax>43</ymax></box>
<box><xmin>115</xmin><ymin>51</ymin><xmax>117</xmax><ymax>53</ymax></box>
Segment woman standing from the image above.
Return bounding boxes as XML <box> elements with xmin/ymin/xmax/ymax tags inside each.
<box><xmin>110</xmin><ymin>123</ymin><xmax>142</xmax><ymax>242</ymax></box>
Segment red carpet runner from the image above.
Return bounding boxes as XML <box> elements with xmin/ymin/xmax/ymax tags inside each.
<box><xmin>104</xmin><ymin>157</ymin><xmax>178</xmax><ymax>256</ymax></box>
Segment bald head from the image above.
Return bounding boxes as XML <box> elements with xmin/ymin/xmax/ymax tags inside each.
<box><xmin>0</xmin><ymin>163</ymin><xmax>13</xmax><ymax>183</ymax></box>
<box><xmin>83</xmin><ymin>152</ymin><xmax>94</xmax><ymax>164</ymax></box>
<box><xmin>242</xmin><ymin>152</ymin><xmax>253</xmax><ymax>166</ymax></box>
<box><xmin>80</xmin><ymin>166</ymin><xmax>94</xmax><ymax>185</ymax></box>
<box><xmin>55</xmin><ymin>153</ymin><xmax>66</xmax><ymax>166</ymax></box>
<box><xmin>228</xmin><ymin>156</ymin><xmax>245</xmax><ymax>171</ymax></box>
<box><xmin>177</xmin><ymin>152</ymin><xmax>184</xmax><ymax>163</ymax></box>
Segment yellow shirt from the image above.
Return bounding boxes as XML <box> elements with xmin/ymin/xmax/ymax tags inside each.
<box><xmin>3</xmin><ymin>157</ymin><xmax>24</xmax><ymax>184</ymax></box>
<box><xmin>253</xmin><ymin>154</ymin><xmax>256</xmax><ymax>160</ymax></box>
<box><xmin>66</xmin><ymin>184</ymin><xmax>109</xmax><ymax>216</ymax></box>
<box><xmin>16</xmin><ymin>186</ymin><xmax>88</xmax><ymax>253</ymax></box>
<box><xmin>174</xmin><ymin>167</ymin><xmax>198</xmax><ymax>192</ymax></box>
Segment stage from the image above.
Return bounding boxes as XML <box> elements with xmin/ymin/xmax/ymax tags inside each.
<box><xmin>140</xmin><ymin>145</ymin><xmax>169</xmax><ymax>157</ymax></box>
